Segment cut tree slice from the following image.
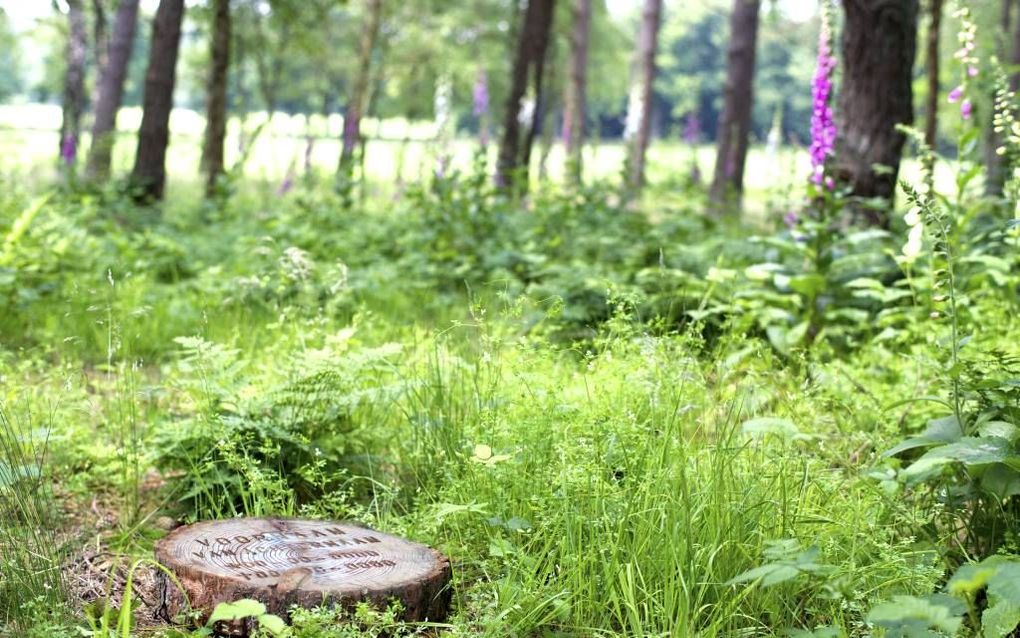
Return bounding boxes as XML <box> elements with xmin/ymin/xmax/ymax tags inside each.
<box><xmin>155</xmin><ymin>518</ymin><xmax>451</xmax><ymax>634</ymax></box>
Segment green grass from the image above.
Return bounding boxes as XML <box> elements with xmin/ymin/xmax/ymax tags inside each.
<box><xmin>0</xmin><ymin>116</ymin><xmax>1011</xmax><ymax>636</ymax></box>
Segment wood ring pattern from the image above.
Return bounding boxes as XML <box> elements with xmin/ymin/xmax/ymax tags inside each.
<box><xmin>154</xmin><ymin>518</ymin><xmax>451</xmax><ymax>631</ymax></box>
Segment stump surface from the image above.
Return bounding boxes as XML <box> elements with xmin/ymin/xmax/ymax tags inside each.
<box><xmin>155</xmin><ymin>518</ymin><xmax>451</xmax><ymax>631</ymax></box>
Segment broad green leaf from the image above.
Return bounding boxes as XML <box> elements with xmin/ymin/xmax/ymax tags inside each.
<box><xmin>867</xmin><ymin>595</ymin><xmax>963</xmax><ymax>635</ymax></box>
<box><xmin>208</xmin><ymin>599</ymin><xmax>267</xmax><ymax>623</ymax></box>
<box><xmin>979</xmin><ymin>421</ymin><xmax>1019</xmax><ymax>442</ymax></box>
<box><xmin>884</xmin><ymin>415</ymin><xmax>962</xmax><ymax>458</ymax></box>
<box><xmin>982</xmin><ymin>602</ymin><xmax>1020</xmax><ymax>638</ymax></box>
<box><xmin>258</xmin><ymin>614</ymin><xmax>288</xmax><ymax>635</ymax></box>
<box><xmin>902</xmin><ymin>437</ymin><xmax>1012</xmax><ymax>481</ymax></box>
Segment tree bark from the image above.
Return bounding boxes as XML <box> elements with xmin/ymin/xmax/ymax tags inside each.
<box><xmin>86</xmin><ymin>0</ymin><xmax>140</xmax><ymax>181</ymax></box>
<box><xmin>923</xmin><ymin>0</ymin><xmax>942</xmax><ymax>149</ymax></box>
<box><xmin>338</xmin><ymin>0</ymin><xmax>383</xmax><ymax>178</ymax></box>
<box><xmin>201</xmin><ymin>0</ymin><xmax>231</xmax><ymax>198</ymax></box>
<box><xmin>91</xmin><ymin>0</ymin><xmax>108</xmax><ymax>86</ymax></box>
<box><xmin>710</xmin><ymin>0</ymin><xmax>761</xmax><ymax>206</ymax></box>
<box><xmin>835</xmin><ymin>0</ymin><xmax>919</xmax><ymax>226</ymax></box>
<box><xmin>496</xmin><ymin>0</ymin><xmax>556</xmax><ymax>194</ymax></box>
<box><xmin>59</xmin><ymin>0</ymin><xmax>88</xmax><ymax>164</ymax></box>
<box><xmin>624</xmin><ymin>0</ymin><xmax>663</xmax><ymax>196</ymax></box>
<box><xmin>130</xmin><ymin>0</ymin><xmax>185</xmax><ymax>202</ymax></box>
<box><xmin>985</xmin><ymin>0</ymin><xmax>1015</xmax><ymax>197</ymax></box>
<box><xmin>563</xmin><ymin>0</ymin><xmax>591</xmax><ymax>185</ymax></box>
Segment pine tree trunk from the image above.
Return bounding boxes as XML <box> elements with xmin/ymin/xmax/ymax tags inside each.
<box><xmin>60</xmin><ymin>0</ymin><xmax>88</xmax><ymax>163</ymax></box>
<box><xmin>924</xmin><ymin>0</ymin><xmax>942</xmax><ymax>149</ymax></box>
<box><xmin>710</xmin><ymin>0</ymin><xmax>761</xmax><ymax>207</ymax></box>
<box><xmin>624</xmin><ymin>0</ymin><xmax>663</xmax><ymax>195</ymax></box>
<box><xmin>130</xmin><ymin>0</ymin><xmax>185</xmax><ymax>202</ymax></box>
<box><xmin>496</xmin><ymin>0</ymin><xmax>556</xmax><ymax>194</ymax></box>
<box><xmin>563</xmin><ymin>0</ymin><xmax>591</xmax><ymax>185</ymax></box>
<box><xmin>338</xmin><ymin>0</ymin><xmax>383</xmax><ymax>178</ymax></box>
<box><xmin>86</xmin><ymin>0</ymin><xmax>140</xmax><ymax>181</ymax></box>
<box><xmin>201</xmin><ymin>0</ymin><xmax>231</xmax><ymax>198</ymax></box>
<box><xmin>835</xmin><ymin>0</ymin><xmax>919</xmax><ymax>226</ymax></box>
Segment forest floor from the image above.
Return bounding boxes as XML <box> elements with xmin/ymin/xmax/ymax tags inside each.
<box><xmin>1</xmin><ymin>133</ymin><xmax>1018</xmax><ymax>636</ymax></box>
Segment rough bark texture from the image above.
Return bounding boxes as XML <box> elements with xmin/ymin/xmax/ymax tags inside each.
<box><xmin>338</xmin><ymin>0</ymin><xmax>383</xmax><ymax>177</ymax></box>
<box><xmin>201</xmin><ymin>0</ymin><xmax>231</xmax><ymax>198</ymax></box>
<box><xmin>86</xmin><ymin>0</ymin><xmax>140</xmax><ymax>181</ymax></box>
<box><xmin>130</xmin><ymin>0</ymin><xmax>185</xmax><ymax>202</ymax></box>
<box><xmin>835</xmin><ymin>0</ymin><xmax>919</xmax><ymax>226</ymax></box>
<box><xmin>924</xmin><ymin>0</ymin><xmax>942</xmax><ymax>149</ymax></box>
<box><xmin>155</xmin><ymin>518</ymin><xmax>452</xmax><ymax>635</ymax></box>
<box><xmin>496</xmin><ymin>0</ymin><xmax>556</xmax><ymax>193</ymax></box>
<box><xmin>710</xmin><ymin>0</ymin><xmax>761</xmax><ymax>206</ymax></box>
<box><xmin>60</xmin><ymin>0</ymin><xmax>88</xmax><ymax>162</ymax></box>
<box><xmin>563</xmin><ymin>0</ymin><xmax>591</xmax><ymax>184</ymax></box>
<box><xmin>625</xmin><ymin>0</ymin><xmax>663</xmax><ymax>195</ymax></box>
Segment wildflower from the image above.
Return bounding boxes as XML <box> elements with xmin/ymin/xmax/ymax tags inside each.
<box><xmin>473</xmin><ymin>70</ymin><xmax>490</xmax><ymax>147</ymax></box>
<box><xmin>809</xmin><ymin>5</ymin><xmax>837</xmax><ymax>188</ymax></box>
<box><xmin>949</xmin><ymin>8</ymin><xmax>979</xmax><ymax>121</ymax></box>
<box><xmin>472</xmin><ymin>70</ymin><xmax>489</xmax><ymax>118</ymax></box>
<box><xmin>60</xmin><ymin>134</ymin><xmax>77</xmax><ymax>166</ymax></box>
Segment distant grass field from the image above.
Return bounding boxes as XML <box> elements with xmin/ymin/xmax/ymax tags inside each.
<box><xmin>0</xmin><ymin>102</ymin><xmax>963</xmax><ymax>224</ymax></box>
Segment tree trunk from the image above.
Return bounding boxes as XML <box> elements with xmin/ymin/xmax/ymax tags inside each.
<box><xmin>835</xmin><ymin>0</ymin><xmax>919</xmax><ymax>226</ymax></box>
<box><xmin>130</xmin><ymin>0</ymin><xmax>185</xmax><ymax>202</ymax></box>
<box><xmin>563</xmin><ymin>0</ymin><xmax>591</xmax><ymax>185</ymax></box>
<box><xmin>710</xmin><ymin>0</ymin><xmax>761</xmax><ymax>207</ymax></box>
<box><xmin>986</xmin><ymin>0</ymin><xmax>1015</xmax><ymax>197</ymax></box>
<box><xmin>923</xmin><ymin>0</ymin><xmax>942</xmax><ymax>149</ymax></box>
<box><xmin>496</xmin><ymin>0</ymin><xmax>556</xmax><ymax>193</ymax></box>
<box><xmin>338</xmin><ymin>0</ymin><xmax>383</xmax><ymax>178</ymax></box>
<box><xmin>201</xmin><ymin>0</ymin><xmax>231</xmax><ymax>198</ymax></box>
<box><xmin>91</xmin><ymin>0</ymin><xmax>108</xmax><ymax>89</ymax></box>
<box><xmin>59</xmin><ymin>0</ymin><xmax>88</xmax><ymax>165</ymax></box>
<box><xmin>85</xmin><ymin>0</ymin><xmax>140</xmax><ymax>181</ymax></box>
<box><xmin>624</xmin><ymin>0</ymin><xmax>663</xmax><ymax>196</ymax></box>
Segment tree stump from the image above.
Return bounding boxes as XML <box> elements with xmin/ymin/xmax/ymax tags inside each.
<box><xmin>154</xmin><ymin>518</ymin><xmax>452</xmax><ymax>634</ymax></box>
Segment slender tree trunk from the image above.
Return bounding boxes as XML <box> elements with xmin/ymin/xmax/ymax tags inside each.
<box><xmin>130</xmin><ymin>0</ymin><xmax>186</xmax><ymax>202</ymax></box>
<box><xmin>60</xmin><ymin>0</ymin><xmax>88</xmax><ymax>164</ymax></box>
<box><xmin>338</xmin><ymin>0</ymin><xmax>383</xmax><ymax>178</ymax></box>
<box><xmin>201</xmin><ymin>0</ymin><xmax>231</xmax><ymax>198</ymax></box>
<box><xmin>563</xmin><ymin>0</ymin><xmax>591</xmax><ymax>185</ymax></box>
<box><xmin>86</xmin><ymin>0</ymin><xmax>140</xmax><ymax>180</ymax></box>
<box><xmin>835</xmin><ymin>0</ymin><xmax>919</xmax><ymax>226</ymax></box>
<box><xmin>923</xmin><ymin>0</ymin><xmax>942</xmax><ymax>149</ymax></box>
<box><xmin>624</xmin><ymin>0</ymin><xmax>663</xmax><ymax>195</ymax></box>
<box><xmin>710</xmin><ymin>0</ymin><xmax>761</xmax><ymax>207</ymax></box>
<box><xmin>496</xmin><ymin>0</ymin><xmax>556</xmax><ymax>193</ymax></box>
<box><xmin>986</xmin><ymin>0</ymin><xmax>1014</xmax><ymax>197</ymax></box>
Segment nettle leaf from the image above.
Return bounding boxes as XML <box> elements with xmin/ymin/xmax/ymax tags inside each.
<box><xmin>884</xmin><ymin>415</ymin><xmax>962</xmax><ymax>458</ymax></box>
<box><xmin>867</xmin><ymin>595</ymin><xmax>963</xmax><ymax>636</ymax></box>
<box><xmin>982</xmin><ymin>602</ymin><xmax>1020</xmax><ymax>638</ymax></box>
